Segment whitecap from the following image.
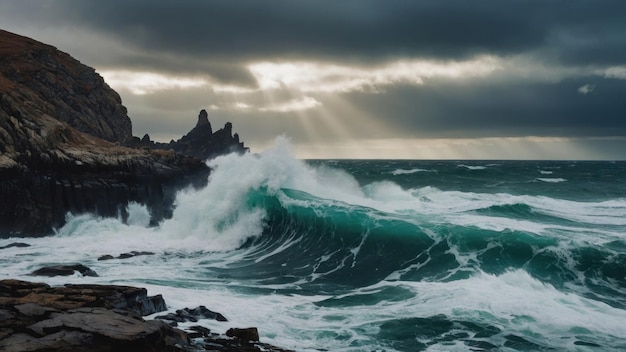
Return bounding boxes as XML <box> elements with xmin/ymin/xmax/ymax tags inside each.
<box><xmin>537</xmin><ymin>177</ymin><xmax>567</xmax><ymax>183</ymax></box>
<box><xmin>390</xmin><ymin>168</ymin><xmax>432</xmax><ymax>175</ymax></box>
<box><xmin>457</xmin><ymin>164</ymin><xmax>487</xmax><ymax>170</ymax></box>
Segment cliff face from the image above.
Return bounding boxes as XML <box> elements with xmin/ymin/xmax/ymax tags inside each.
<box><xmin>0</xmin><ymin>30</ymin><xmax>218</xmax><ymax>237</ymax></box>
<box><xmin>0</xmin><ymin>30</ymin><xmax>131</xmax><ymax>144</ymax></box>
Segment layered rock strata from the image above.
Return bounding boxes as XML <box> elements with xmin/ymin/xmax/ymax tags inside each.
<box><xmin>0</xmin><ymin>29</ymin><xmax>247</xmax><ymax>236</ymax></box>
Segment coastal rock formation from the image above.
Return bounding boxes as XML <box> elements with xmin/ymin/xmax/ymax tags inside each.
<box><xmin>155</xmin><ymin>306</ymin><xmax>228</xmax><ymax>326</ymax></box>
<box><xmin>226</xmin><ymin>327</ymin><xmax>260</xmax><ymax>342</ymax></box>
<box><xmin>169</xmin><ymin>110</ymin><xmax>248</xmax><ymax>161</ymax></box>
<box><xmin>0</xmin><ymin>242</ymin><xmax>30</xmax><ymax>250</ymax></box>
<box><xmin>131</xmin><ymin>109</ymin><xmax>249</xmax><ymax>161</ymax></box>
<box><xmin>0</xmin><ymin>280</ymin><xmax>293</xmax><ymax>352</ymax></box>
<box><xmin>0</xmin><ymin>280</ymin><xmax>167</xmax><ymax>316</ymax></box>
<box><xmin>30</xmin><ymin>264</ymin><xmax>99</xmax><ymax>277</ymax></box>
<box><xmin>0</xmin><ymin>29</ymin><xmax>248</xmax><ymax>236</ymax></box>
<box><xmin>97</xmin><ymin>251</ymin><xmax>155</xmax><ymax>261</ymax></box>
<box><xmin>0</xmin><ymin>279</ymin><xmax>185</xmax><ymax>351</ymax></box>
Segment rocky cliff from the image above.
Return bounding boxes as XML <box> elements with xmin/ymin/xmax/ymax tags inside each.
<box><xmin>0</xmin><ymin>30</ymin><xmax>131</xmax><ymax>144</ymax></box>
<box><xmin>0</xmin><ymin>29</ymin><xmax>246</xmax><ymax>237</ymax></box>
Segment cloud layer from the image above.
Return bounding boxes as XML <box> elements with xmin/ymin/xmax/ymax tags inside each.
<box><xmin>1</xmin><ymin>0</ymin><xmax>625</xmax><ymax>158</ymax></box>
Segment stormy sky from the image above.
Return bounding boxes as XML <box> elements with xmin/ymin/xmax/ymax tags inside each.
<box><xmin>1</xmin><ymin>0</ymin><xmax>625</xmax><ymax>159</ymax></box>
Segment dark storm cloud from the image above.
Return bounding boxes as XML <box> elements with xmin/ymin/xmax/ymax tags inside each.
<box><xmin>72</xmin><ymin>1</ymin><xmax>626</xmax><ymax>63</ymax></box>
<box><xmin>5</xmin><ymin>1</ymin><xmax>626</xmax><ymax>70</ymax></box>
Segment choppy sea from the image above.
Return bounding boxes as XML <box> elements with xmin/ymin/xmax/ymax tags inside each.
<box><xmin>2</xmin><ymin>139</ymin><xmax>626</xmax><ymax>351</ymax></box>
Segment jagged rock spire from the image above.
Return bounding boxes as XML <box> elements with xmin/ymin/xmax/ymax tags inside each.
<box><xmin>196</xmin><ymin>109</ymin><xmax>212</xmax><ymax>133</ymax></box>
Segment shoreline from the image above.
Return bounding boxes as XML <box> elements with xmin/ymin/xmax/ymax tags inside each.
<box><xmin>0</xmin><ymin>279</ymin><xmax>293</xmax><ymax>352</ymax></box>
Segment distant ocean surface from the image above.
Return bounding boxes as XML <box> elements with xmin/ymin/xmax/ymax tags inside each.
<box><xmin>2</xmin><ymin>140</ymin><xmax>626</xmax><ymax>351</ymax></box>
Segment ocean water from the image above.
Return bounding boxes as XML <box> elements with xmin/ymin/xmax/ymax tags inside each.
<box><xmin>2</xmin><ymin>139</ymin><xmax>626</xmax><ymax>351</ymax></box>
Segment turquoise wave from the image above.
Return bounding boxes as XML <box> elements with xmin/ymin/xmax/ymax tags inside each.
<box><xmin>218</xmin><ymin>185</ymin><xmax>626</xmax><ymax>311</ymax></box>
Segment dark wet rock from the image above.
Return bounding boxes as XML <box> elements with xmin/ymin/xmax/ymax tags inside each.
<box><xmin>98</xmin><ymin>251</ymin><xmax>155</xmax><ymax>261</ymax></box>
<box><xmin>27</xmin><ymin>308</ymin><xmax>180</xmax><ymax>345</ymax></box>
<box><xmin>0</xmin><ymin>279</ymin><xmax>184</xmax><ymax>352</ymax></box>
<box><xmin>60</xmin><ymin>284</ymin><xmax>168</xmax><ymax>316</ymax></box>
<box><xmin>138</xmin><ymin>294</ymin><xmax>168</xmax><ymax>316</ymax></box>
<box><xmin>226</xmin><ymin>327</ymin><xmax>260</xmax><ymax>342</ymax></box>
<box><xmin>0</xmin><ymin>242</ymin><xmax>30</xmax><ymax>249</ymax></box>
<box><xmin>0</xmin><ymin>280</ymin><xmax>166</xmax><ymax>316</ymax></box>
<box><xmin>1</xmin><ymin>308</ymin><xmax>188</xmax><ymax>352</ymax></box>
<box><xmin>0</xmin><ymin>279</ymin><xmax>293</xmax><ymax>351</ymax></box>
<box><xmin>0</xmin><ymin>280</ymin><xmax>51</xmax><ymax>296</ymax></box>
<box><xmin>0</xmin><ymin>331</ymin><xmax>95</xmax><ymax>352</ymax></box>
<box><xmin>30</xmin><ymin>264</ymin><xmax>98</xmax><ymax>277</ymax></box>
<box><xmin>14</xmin><ymin>303</ymin><xmax>59</xmax><ymax>317</ymax></box>
<box><xmin>187</xmin><ymin>325</ymin><xmax>211</xmax><ymax>338</ymax></box>
<box><xmin>155</xmin><ymin>305</ymin><xmax>228</xmax><ymax>326</ymax></box>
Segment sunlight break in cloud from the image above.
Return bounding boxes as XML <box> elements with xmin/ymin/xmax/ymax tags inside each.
<box><xmin>259</xmin><ymin>97</ymin><xmax>322</xmax><ymax>113</ymax></box>
<box><xmin>292</xmin><ymin>136</ymin><xmax>599</xmax><ymax>160</ymax></box>
<box><xmin>234</xmin><ymin>102</ymin><xmax>252</xmax><ymax>110</ymax></box>
<box><xmin>248</xmin><ymin>56</ymin><xmax>502</xmax><ymax>93</ymax></box>
<box><xmin>99</xmin><ymin>70</ymin><xmax>208</xmax><ymax>95</ymax></box>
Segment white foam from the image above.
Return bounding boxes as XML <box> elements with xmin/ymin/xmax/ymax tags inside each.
<box><xmin>390</xmin><ymin>168</ymin><xmax>432</xmax><ymax>175</ymax></box>
<box><xmin>363</xmin><ymin>181</ymin><xmax>416</xmax><ymax>203</ymax></box>
<box><xmin>141</xmin><ymin>270</ymin><xmax>626</xmax><ymax>351</ymax></box>
<box><xmin>537</xmin><ymin>177</ymin><xmax>567</xmax><ymax>183</ymax></box>
<box><xmin>539</xmin><ymin>170</ymin><xmax>553</xmax><ymax>175</ymax></box>
<box><xmin>457</xmin><ymin>164</ymin><xmax>487</xmax><ymax>170</ymax></box>
<box><xmin>126</xmin><ymin>202</ymin><xmax>151</xmax><ymax>227</ymax></box>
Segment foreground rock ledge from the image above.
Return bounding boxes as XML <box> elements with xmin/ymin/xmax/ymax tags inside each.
<box><xmin>0</xmin><ymin>279</ymin><xmax>292</xmax><ymax>352</ymax></box>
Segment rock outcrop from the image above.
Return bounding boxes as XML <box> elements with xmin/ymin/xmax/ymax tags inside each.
<box><xmin>131</xmin><ymin>109</ymin><xmax>248</xmax><ymax>161</ymax></box>
<box><xmin>0</xmin><ymin>29</ymin><xmax>249</xmax><ymax>237</ymax></box>
<box><xmin>155</xmin><ymin>306</ymin><xmax>228</xmax><ymax>326</ymax></box>
<box><xmin>30</xmin><ymin>264</ymin><xmax>99</xmax><ymax>278</ymax></box>
<box><xmin>0</xmin><ymin>279</ymin><xmax>186</xmax><ymax>351</ymax></box>
<box><xmin>0</xmin><ymin>280</ymin><xmax>293</xmax><ymax>352</ymax></box>
<box><xmin>97</xmin><ymin>251</ymin><xmax>155</xmax><ymax>261</ymax></box>
<box><xmin>0</xmin><ymin>280</ymin><xmax>167</xmax><ymax>317</ymax></box>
